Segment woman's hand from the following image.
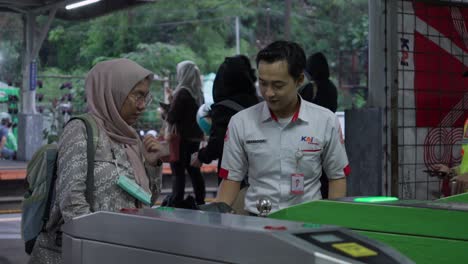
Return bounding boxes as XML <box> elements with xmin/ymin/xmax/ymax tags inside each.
<box><xmin>143</xmin><ymin>135</ymin><xmax>163</xmax><ymax>166</ymax></box>
<box><xmin>453</xmin><ymin>173</ymin><xmax>468</xmax><ymax>194</ymax></box>
<box><xmin>434</xmin><ymin>164</ymin><xmax>451</xmax><ymax>174</ymax></box>
<box><xmin>190</xmin><ymin>152</ymin><xmax>202</xmax><ymax>168</ymax></box>
<box><xmin>165</xmin><ymin>87</ymin><xmax>174</xmax><ymax>103</ymax></box>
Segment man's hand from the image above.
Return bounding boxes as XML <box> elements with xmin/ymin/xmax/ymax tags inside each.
<box><xmin>215</xmin><ymin>179</ymin><xmax>241</xmax><ymax>206</ymax></box>
<box><xmin>198</xmin><ymin>202</ymin><xmax>235</xmax><ymax>214</ymax></box>
<box><xmin>328</xmin><ymin>178</ymin><xmax>346</xmax><ymax>199</ymax></box>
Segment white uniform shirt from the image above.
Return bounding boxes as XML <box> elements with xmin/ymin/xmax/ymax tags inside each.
<box><xmin>219</xmin><ymin>97</ymin><xmax>350</xmax><ymax>214</ymax></box>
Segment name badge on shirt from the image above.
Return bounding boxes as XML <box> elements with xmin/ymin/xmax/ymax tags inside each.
<box><xmin>246</xmin><ymin>139</ymin><xmax>267</xmax><ymax>144</ymax></box>
<box><xmin>291</xmin><ymin>173</ymin><xmax>304</xmax><ymax>195</ymax></box>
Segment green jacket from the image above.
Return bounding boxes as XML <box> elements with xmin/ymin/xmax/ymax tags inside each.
<box><xmin>6</xmin><ymin>131</ymin><xmax>17</xmax><ymax>151</ymax></box>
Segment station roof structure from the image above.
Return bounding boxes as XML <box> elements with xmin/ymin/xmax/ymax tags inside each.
<box><xmin>0</xmin><ymin>0</ymin><xmax>153</xmax><ymax>20</ymax></box>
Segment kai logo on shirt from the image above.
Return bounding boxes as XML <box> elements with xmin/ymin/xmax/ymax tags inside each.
<box><xmin>301</xmin><ymin>136</ymin><xmax>318</xmax><ymax>145</ymax></box>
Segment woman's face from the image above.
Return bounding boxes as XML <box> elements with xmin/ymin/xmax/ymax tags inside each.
<box><xmin>120</xmin><ymin>78</ymin><xmax>151</xmax><ymax>125</ymax></box>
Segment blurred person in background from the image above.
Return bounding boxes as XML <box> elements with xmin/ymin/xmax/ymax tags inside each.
<box><xmin>191</xmin><ymin>55</ymin><xmax>259</xmax><ymax>214</ymax></box>
<box><xmin>435</xmin><ymin>116</ymin><xmax>468</xmax><ymax>194</ymax></box>
<box><xmin>165</xmin><ymin>60</ymin><xmax>206</xmax><ymax>207</ymax></box>
<box><xmin>191</xmin><ymin>55</ymin><xmax>259</xmax><ymax>179</ymax></box>
<box><xmin>298</xmin><ymin>52</ymin><xmax>339</xmax><ymax>198</ymax></box>
<box><xmin>0</xmin><ymin>112</ymin><xmax>16</xmax><ymax>160</ymax></box>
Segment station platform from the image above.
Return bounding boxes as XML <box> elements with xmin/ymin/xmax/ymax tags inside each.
<box><xmin>0</xmin><ymin>213</ymin><xmax>29</xmax><ymax>264</ymax></box>
<box><xmin>0</xmin><ymin>160</ymin><xmax>27</xmax><ymax>181</ymax></box>
<box><xmin>0</xmin><ymin>159</ymin><xmax>218</xmax><ymax>182</ymax></box>
<box><xmin>0</xmin><ymin>159</ymin><xmax>220</xmax><ymax>214</ymax></box>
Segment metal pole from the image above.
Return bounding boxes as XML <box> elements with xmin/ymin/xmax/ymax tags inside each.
<box><xmin>284</xmin><ymin>0</ymin><xmax>291</xmax><ymax>41</ymax></box>
<box><xmin>387</xmin><ymin>0</ymin><xmax>399</xmax><ymax>197</ymax></box>
<box><xmin>368</xmin><ymin>0</ymin><xmax>386</xmax><ymax>108</ymax></box>
<box><xmin>266</xmin><ymin>7</ymin><xmax>271</xmax><ymax>42</ymax></box>
<box><xmin>235</xmin><ymin>16</ymin><xmax>240</xmax><ymax>54</ymax></box>
<box><xmin>18</xmin><ymin>8</ymin><xmax>56</xmax><ymax>160</ymax></box>
<box><xmin>369</xmin><ymin>0</ymin><xmax>389</xmax><ymax>196</ymax></box>
<box><xmin>21</xmin><ymin>12</ymin><xmax>35</xmax><ymax>114</ymax></box>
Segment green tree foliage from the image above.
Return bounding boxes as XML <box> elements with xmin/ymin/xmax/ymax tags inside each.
<box><xmin>0</xmin><ymin>41</ymin><xmax>21</xmax><ymax>84</ymax></box>
<box><xmin>0</xmin><ymin>14</ymin><xmax>23</xmax><ymax>84</ymax></box>
<box><xmin>27</xmin><ymin>0</ymin><xmax>368</xmax><ymax>125</ymax></box>
<box><xmin>40</xmin><ymin>0</ymin><xmax>368</xmax><ymax>73</ymax></box>
<box><xmin>123</xmin><ymin>42</ymin><xmax>204</xmax><ymax>77</ymax></box>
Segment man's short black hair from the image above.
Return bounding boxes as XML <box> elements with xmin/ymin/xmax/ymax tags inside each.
<box><xmin>256</xmin><ymin>40</ymin><xmax>306</xmax><ymax>80</ymax></box>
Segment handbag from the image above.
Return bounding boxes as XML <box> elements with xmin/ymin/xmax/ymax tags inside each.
<box><xmin>160</xmin><ymin>124</ymin><xmax>180</xmax><ymax>163</ymax></box>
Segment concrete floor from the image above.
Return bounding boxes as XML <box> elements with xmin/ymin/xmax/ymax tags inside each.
<box><xmin>0</xmin><ymin>214</ymin><xmax>29</xmax><ymax>264</ymax></box>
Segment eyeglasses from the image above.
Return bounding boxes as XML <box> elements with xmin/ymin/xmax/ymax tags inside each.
<box><xmin>130</xmin><ymin>92</ymin><xmax>153</xmax><ymax>107</ymax></box>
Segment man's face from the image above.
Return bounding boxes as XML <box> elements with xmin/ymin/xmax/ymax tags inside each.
<box><xmin>258</xmin><ymin>60</ymin><xmax>303</xmax><ymax>117</ymax></box>
<box><xmin>120</xmin><ymin>78</ymin><xmax>150</xmax><ymax>125</ymax></box>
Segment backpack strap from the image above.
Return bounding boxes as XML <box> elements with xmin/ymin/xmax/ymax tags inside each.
<box><xmin>71</xmin><ymin>114</ymin><xmax>99</xmax><ymax>149</ymax></box>
<box><xmin>298</xmin><ymin>84</ymin><xmax>306</xmax><ymax>94</ymax></box>
<box><xmin>298</xmin><ymin>82</ymin><xmax>318</xmax><ymax>101</ymax></box>
<box><xmin>215</xmin><ymin>99</ymin><xmax>245</xmax><ymax>112</ymax></box>
<box><xmin>40</xmin><ymin>145</ymin><xmax>59</xmax><ymax>232</ymax></box>
<box><xmin>68</xmin><ymin>114</ymin><xmax>99</xmax><ymax>212</ymax></box>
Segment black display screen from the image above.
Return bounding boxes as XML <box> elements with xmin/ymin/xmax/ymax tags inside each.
<box><xmin>310</xmin><ymin>234</ymin><xmax>344</xmax><ymax>243</ymax></box>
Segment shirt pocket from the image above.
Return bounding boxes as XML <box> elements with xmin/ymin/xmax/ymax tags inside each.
<box><xmin>297</xmin><ymin>147</ymin><xmax>323</xmax><ymax>178</ymax></box>
<box><xmin>244</xmin><ymin>140</ymin><xmax>271</xmax><ymax>176</ymax></box>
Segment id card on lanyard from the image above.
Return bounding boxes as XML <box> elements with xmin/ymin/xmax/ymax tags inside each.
<box><xmin>291</xmin><ymin>149</ymin><xmax>305</xmax><ymax>195</ymax></box>
<box><xmin>112</xmin><ymin>147</ymin><xmax>151</xmax><ymax>206</ymax></box>
<box><xmin>291</xmin><ymin>173</ymin><xmax>304</xmax><ymax>194</ymax></box>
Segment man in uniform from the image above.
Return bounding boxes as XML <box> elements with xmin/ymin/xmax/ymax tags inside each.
<box><xmin>214</xmin><ymin>41</ymin><xmax>350</xmax><ymax>215</ymax></box>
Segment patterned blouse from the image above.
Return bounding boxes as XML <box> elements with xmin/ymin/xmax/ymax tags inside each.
<box><xmin>28</xmin><ymin>119</ymin><xmax>161</xmax><ymax>264</ymax></box>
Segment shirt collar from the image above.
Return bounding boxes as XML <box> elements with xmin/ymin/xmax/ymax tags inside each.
<box><xmin>260</xmin><ymin>102</ymin><xmax>273</xmax><ymax>122</ymax></box>
<box><xmin>295</xmin><ymin>95</ymin><xmax>309</xmax><ymax>123</ymax></box>
<box><xmin>260</xmin><ymin>95</ymin><xmax>307</xmax><ymax>123</ymax></box>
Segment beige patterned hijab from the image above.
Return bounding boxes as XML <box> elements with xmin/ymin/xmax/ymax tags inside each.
<box><xmin>86</xmin><ymin>58</ymin><xmax>153</xmax><ymax>193</ymax></box>
<box><xmin>175</xmin><ymin>60</ymin><xmax>204</xmax><ymax>106</ymax></box>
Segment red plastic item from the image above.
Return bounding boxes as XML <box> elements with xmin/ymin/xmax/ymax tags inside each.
<box><xmin>264</xmin><ymin>225</ymin><xmax>287</xmax><ymax>231</ymax></box>
<box><xmin>120</xmin><ymin>208</ymin><xmax>139</xmax><ymax>214</ymax></box>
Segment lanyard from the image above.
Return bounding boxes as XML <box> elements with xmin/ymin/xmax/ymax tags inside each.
<box><xmin>112</xmin><ymin>146</ymin><xmax>144</xmax><ymax>208</ymax></box>
<box><xmin>111</xmin><ymin>147</ymin><xmax>122</xmax><ymax>176</ymax></box>
<box><xmin>295</xmin><ymin>148</ymin><xmax>304</xmax><ymax>173</ymax></box>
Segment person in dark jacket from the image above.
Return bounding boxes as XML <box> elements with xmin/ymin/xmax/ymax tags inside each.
<box><xmin>191</xmin><ymin>55</ymin><xmax>259</xmax><ymax>184</ymax></box>
<box><xmin>299</xmin><ymin>52</ymin><xmax>338</xmax><ymax>198</ymax></box>
<box><xmin>300</xmin><ymin>52</ymin><xmax>338</xmax><ymax>112</ymax></box>
<box><xmin>166</xmin><ymin>60</ymin><xmax>206</xmax><ymax>206</ymax></box>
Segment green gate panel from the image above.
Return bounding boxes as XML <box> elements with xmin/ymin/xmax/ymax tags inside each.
<box><xmin>437</xmin><ymin>192</ymin><xmax>468</xmax><ymax>203</ymax></box>
<box><xmin>358</xmin><ymin>231</ymin><xmax>468</xmax><ymax>264</ymax></box>
<box><xmin>269</xmin><ymin>199</ymin><xmax>468</xmax><ymax>264</ymax></box>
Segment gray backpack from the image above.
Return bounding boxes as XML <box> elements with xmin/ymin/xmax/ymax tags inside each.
<box><xmin>21</xmin><ymin>114</ymin><xmax>99</xmax><ymax>254</ymax></box>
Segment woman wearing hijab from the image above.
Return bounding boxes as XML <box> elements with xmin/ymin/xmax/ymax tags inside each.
<box><xmin>28</xmin><ymin>58</ymin><xmax>162</xmax><ymax>264</ymax></box>
<box><xmin>165</xmin><ymin>60</ymin><xmax>206</xmax><ymax>207</ymax></box>
<box><xmin>300</xmin><ymin>52</ymin><xmax>338</xmax><ymax>112</ymax></box>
